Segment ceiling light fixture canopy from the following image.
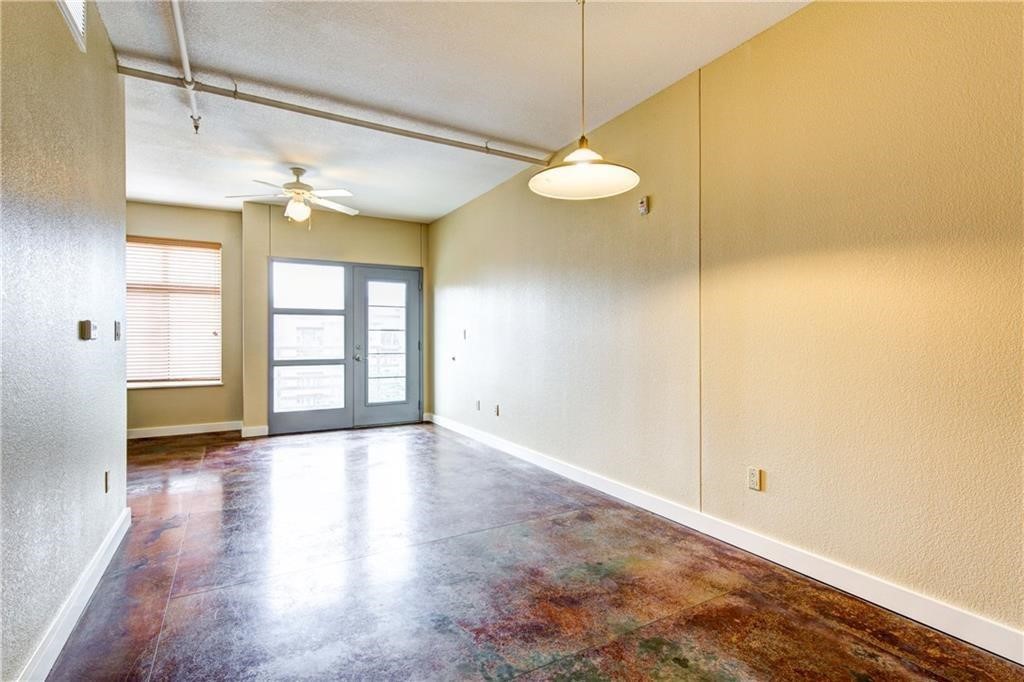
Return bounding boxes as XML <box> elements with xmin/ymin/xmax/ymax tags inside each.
<box><xmin>529</xmin><ymin>0</ymin><xmax>639</xmax><ymax>200</ymax></box>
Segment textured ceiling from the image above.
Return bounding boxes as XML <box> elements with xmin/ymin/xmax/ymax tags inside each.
<box><xmin>99</xmin><ymin>1</ymin><xmax>805</xmax><ymax>222</ymax></box>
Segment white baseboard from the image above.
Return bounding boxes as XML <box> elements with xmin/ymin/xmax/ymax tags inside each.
<box><xmin>241</xmin><ymin>424</ymin><xmax>269</xmax><ymax>438</ymax></box>
<box><xmin>17</xmin><ymin>507</ymin><xmax>131</xmax><ymax>681</ymax></box>
<box><xmin>429</xmin><ymin>413</ymin><xmax>1023</xmax><ymax>664</ymax></box>
<box><xmin>422</xmin><ymin>412</ymin><xmax>434</xmax><ymax>422</ymax></box>
<box><xmin>127</xmin><ymin>420</ymin><xmax>242</xmax><ymax>440</ymax></box>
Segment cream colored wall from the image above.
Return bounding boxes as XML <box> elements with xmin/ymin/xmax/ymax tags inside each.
<box><xmin>429</xmin><ymin>2</ymin><xmax>1022</xmax><ymax>631</ymax></box>
<box><xmin>1</xmin><ymin>1</ymin><xmax>127</xmax><ymax>676</ymax></box>
<box><xmin>241</xmin><ymin>205</ymin><xmax>427</xmax><ymax>429</ymax></box>
<box><xmin>430</xmin><ymin>74</ymin><xmax>702</xmax><ymax>506</ymax></box>
<box><xmin>699</xmin><ymin>1</ymin><xmax>1022</xmax><ymax>628</ymax></box>
<box><xmin>126</xmin><ymin>202</ymin><xmax>243</xmax><ymax>429</ymax></box>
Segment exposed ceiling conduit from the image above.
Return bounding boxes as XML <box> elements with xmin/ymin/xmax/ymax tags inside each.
<box><xmin>117</xmin><ymin>65</ymin><xmax>553</xmax><ymax>166</ymax></box>
<box><xmin>169</xmin><ymin>0</ymin><xmax>201</xmax><ymax>133</ymax></box>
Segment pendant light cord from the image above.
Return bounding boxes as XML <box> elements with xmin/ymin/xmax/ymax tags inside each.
<box><xmin>579</xmin><ymin>0</ymin><xmax>586</xmax><ymax>139</ymax></box>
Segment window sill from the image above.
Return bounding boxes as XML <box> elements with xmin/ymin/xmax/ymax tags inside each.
<box><xmin>128</xmin><ymin>381</ymin><xmax>224</xmax><ymax>390</ymax></box>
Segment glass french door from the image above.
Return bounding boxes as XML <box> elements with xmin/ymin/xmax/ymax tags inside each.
<box><xmin>353</xmin><ymin>266</ymin><xmax>422</xmax><ymax>426</ymax></box>
<box><xmin>268</xmin><ymin>259</ymin><xmax>421</xmax><ymax>435</ymax></box>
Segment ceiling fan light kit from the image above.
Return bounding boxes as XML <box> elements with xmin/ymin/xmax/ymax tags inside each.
<box><xmin>528</xmin><ymin>0</ymin><xmax>640</xmax><ymax>201</ymax></box>
<box><xmin>284</xmin><ymin>197</ymin><xmax>312</xmax><ymax>222</ymax></box>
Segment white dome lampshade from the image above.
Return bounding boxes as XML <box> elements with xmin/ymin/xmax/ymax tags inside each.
<box><xmin>528</xmin><ymin>136</ymin><xmax>639</xmax><ymax>200</ymax></box>
<box><xmin>528</xmin><ymin>0</ymin><xmax>639</xmax><ymax>201</ymax></box>
<box><xmin>284</xmin><ymin>197</ymin><xmax>311</xmax><ymax>222</ymax></box>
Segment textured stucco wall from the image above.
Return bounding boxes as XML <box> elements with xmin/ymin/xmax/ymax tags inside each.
<box><xmin>241</xmin><ymin>205</ymin><xmax>427</xmax><ymax>430</ymax></box>
<box><xmin>699</xmin><ymin>1</ymin><xmax>1023</xmax><ymax>629</ymax></box>
<box><xmin>430</xmin><ymin>74</ymin><xmax>702</xmax><ymax>507</ymax></box>
<box><xmin>126</xmin><ymin>202</ymin><xmax>243</xmax><ymax>429</ymax></box>
<box><xmin>429</xmin><ymin>2</ymin><xmax>1022</xmax><ymax>631</ymax></box>
<box><xmin>1</xmin><ymin>1</ymin><xmax>127</xmax><ymax>677</ymax></box>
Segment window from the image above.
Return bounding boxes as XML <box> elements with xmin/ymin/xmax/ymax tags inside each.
<box><xmin>126</xmin><ymin>236</ymin><xmax>222</xmax><ymax>387</ymax></box>
<box><xmin>56</xmin><ymin>0</ymin><xmax>87</xmax><ymax>52</ymax></box>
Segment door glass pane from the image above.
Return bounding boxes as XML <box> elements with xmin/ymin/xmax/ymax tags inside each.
<box><xmin>273</xmin><ymin>262</ymin><xmax>344</xmax><ymax>310</ymax></box>
<box><xmin>367</xmin><ymin>281</ymin><xmax>405</xmax><ymax>307</ymax></box>
<box><xmin>368</xmin><ymin>354</ymin><xmax>405</xmax><ymax>378</ymax></box>
<box><xmin>273</xmin><ymin>365</ymin><xmax>344</xmax><ymax>412</ymax></box>
<box><xmin>273</xmin><ymin>315</ymin><xmax>343</xmax><ymax>360</ymax></box>
<box><xmin>368</xmin><ymin>330</ymin><xmax>405</xmax><ymax>354</ymax></box>
<box><xmin>368</xmin><ymin>377</ymin><xmax>406</xmax><ymax>404</ymax></box>
<box><xmin>368</xmin><ymin>306</ymin><xmax>405</xmax><ymax>330</ymax></box>
<box><xmin>365</xmin><ymin>279</ymin><xmax>408</xmax><ymax>405</ymax></box>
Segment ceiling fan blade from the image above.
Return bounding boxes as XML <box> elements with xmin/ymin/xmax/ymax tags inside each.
<box><xmin>310</xmin><ymin>196</ymin><xmax>359</xmax><ymax>216</ymax></box>
<box><xmin>313</xmin><ymin>188</ymin><xmax>353</xmax><ymax>198</ymax></box>
<box><xmin>225</xmin><ymin>193</ymin><xmax>287</xmax><ymax>199</ymax></box>
<box><xmin>253</xmin><ymin>180</ymin><xmax>282</xmax><ymax>189</ymax></box>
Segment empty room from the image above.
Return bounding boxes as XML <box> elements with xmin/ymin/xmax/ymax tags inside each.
<box><xmin>1</xmin><ymin>0</ymin><xmax>1021</xmax><ymax>679</ymax></box>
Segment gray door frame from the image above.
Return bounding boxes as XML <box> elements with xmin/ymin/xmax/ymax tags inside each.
<box><xmin>267</xmin><ymin>257</ymin><xmax>423</xmax><ymax>435</ymax></box>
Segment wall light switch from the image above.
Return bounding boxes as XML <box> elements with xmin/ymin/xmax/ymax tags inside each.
<box><xmin>78</xmin><ymin>320</ymin><xmax>98</xmax><ymax>340</ymax></box>
<box><xmin>476</xmin><ymin>400</ymin><xmax>481</xmax><ymax>411</ymax></box>
<box><xmin>747</xmin><ymin>467</ymin><xmax>763</xmax><ymax>491</ymax></box>
<box><xmin>114</xmin><ymin>320</ymin><xmax>121</xmax><ymax>341</ymax></box>
<box><xmin>495</xmin><ymin>404</ymin><xmax>500</xmax><ymax>417</ymax></box>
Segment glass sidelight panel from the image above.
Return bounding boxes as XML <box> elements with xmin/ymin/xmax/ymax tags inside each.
<box><xmin>272</xmin><ymin>262</ymin><xmax>344</xmax><ymax>310</ymax></box>
<box><xmin>367</xmin><ymin>281</ymin><xmax>405</xmax><ymax>307</ymax></box>
<box><xmin>368</xmin><ymin>377</ymin><xmax>405</xmax><ymax>403</ymax></box>
<box><xmin>367</xmin><ymin>354</ymin><xmax>404</xmax><ymax>377</ymax></box>
<box><xmin>368</xmin><ymin>306</ymin><xmax>405</xmax><ymax>330</ymax></box>
<box><xmin>273</xmin><ymin>365</ymin><xmax>344</xmax><ymax>413</ymax></box>
<box><xmin>365</xmin><ymin>280</ymin><xmax>407</xmax><ymax>405</ymax></box>
<box><xmin>269</xmin><ymin>259</ymin><xmax>352</xmax><ymax>435</ymax></box>
<box><xmin>367</xmin><ymin>330</ymin><xmax>405</xmax><ymax>354</ymax></box>
<box><xmin>273</xmin><ymin>314</ymin><xmax>344</xmax><ymax>361</ymax></box>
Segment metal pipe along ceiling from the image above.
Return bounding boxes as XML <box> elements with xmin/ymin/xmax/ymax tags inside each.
<box><xmin>117</xmin><ymin>65</ymin><xmax>553</xmax><ymax>166</ymax></box>
<box><xmin>169</xmin><ymin>0</ymin><xmax>201</xmax><ymax>133</ymax></box>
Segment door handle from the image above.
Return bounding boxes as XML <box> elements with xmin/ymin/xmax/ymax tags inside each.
<box><xmin>354</xmin><ymin>354</ymin><xmax>362</xmax><ymax>361</ymax></box>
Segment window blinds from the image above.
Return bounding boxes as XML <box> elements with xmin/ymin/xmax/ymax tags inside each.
<box><xmin>126</xmin><ymin>237</ymin><xmax>222</xmax><ymax>384</ymax></box>
<box><xmin>56</xmin><ymin>0</ymin><xmax>87</xmax><ymax>51</ymax></box>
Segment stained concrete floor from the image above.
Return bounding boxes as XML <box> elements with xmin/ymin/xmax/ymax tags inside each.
<box><xmin>50</xmin><ymin>424</ymin><xmax>1020</xmax><ymax>680</ymax></box>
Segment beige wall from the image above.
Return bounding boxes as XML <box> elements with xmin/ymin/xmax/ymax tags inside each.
<box><xmin>430</xmin><ymin>74</ymin><xmax>702</xmax><ymax>506</ymax></box>
<box><xmin>126</xmin><ymin>202</ymin><xmax>243</xmax><ymax>429</ymax></box>
<box><xmin>699</xmin><ymin>1</ymin><xmax>1022</xmax><ymax>629</ymax></box>
<box><xmin>1</xmin><ymin>1</ymin><xmax>127</xmax><ymax>676</ymax></box>
<box><xmin>242</xmin><ymin>204</ymin><xmax>427</xmax><ymax>430</ymax></box>
<box><xmin>429</xmin><ymin>1</ymin><xmax>1022</xmax><ymax>631</ymax></box>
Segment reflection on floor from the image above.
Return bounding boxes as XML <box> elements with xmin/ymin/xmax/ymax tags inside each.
<box><xmin>51</xmin><ymin>424</ymin><xmax>1019</xmax><ymax>680</ymax></box>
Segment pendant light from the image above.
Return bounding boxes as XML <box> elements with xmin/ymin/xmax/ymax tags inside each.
<box><xmin>529</xmin><ymin>0</ymin><xmax>639</xmax><ymax>200</ymax></box>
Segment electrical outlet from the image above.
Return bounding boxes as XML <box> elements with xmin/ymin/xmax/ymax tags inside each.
<box><xmin>747</xmin><ymin>467</ymin><xmax>762</xmax><ymax>491</ymax></box>
<box><xmin>495</xmin><ymin>404</ymin><xmax>500</xmax><ymax>417</ymax></box>
<box><xmin>104</xmin><ymin>470</ymin><xmax>110</xmax><ymax>494</ymax></box>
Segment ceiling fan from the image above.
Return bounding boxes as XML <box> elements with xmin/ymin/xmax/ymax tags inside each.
<box><xmin>226</xmin><ymin>167</ymin><xmax>358</xmax><ymax>221</ymax></box>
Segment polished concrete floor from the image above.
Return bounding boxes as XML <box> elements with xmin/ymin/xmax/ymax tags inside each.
<box><xmin>51</xmin><ymin>424</ymin><xmax>1019</xmax><ymax>681</ymax></box>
